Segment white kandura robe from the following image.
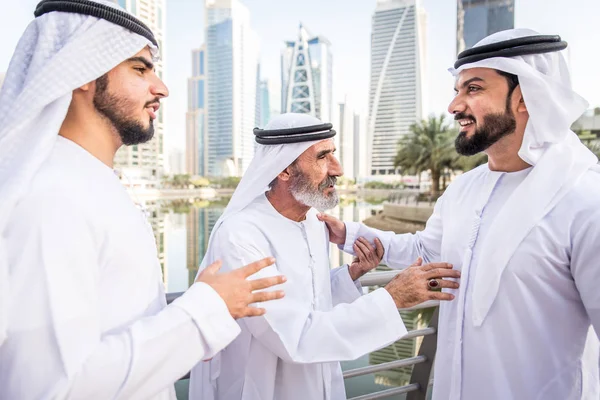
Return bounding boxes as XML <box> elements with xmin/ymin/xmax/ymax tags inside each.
<box><xmin>344</xmin><ymin>164</ymin><xmax>600</xmax><ymax>400</ymax></box>
<box><xmin>189</xmin><ymin>193</ymin><xmax>407</xmax><ymax>400</ymax></box>
<box><xmin>0</xmin><ymin>137</ymin><xmax>240</xmax><ymax>400</ymax></box>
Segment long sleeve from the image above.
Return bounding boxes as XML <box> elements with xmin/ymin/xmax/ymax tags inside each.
<box><xmin>342</xmin><ymin>196</ymin><xmax>445</xmax><ymax>269</ymax></box>
<box><xmin>329</xmin><ymin>265</ymin><xmax>362</xmax><ymax>306</ymax></box>
<box><xmin>570</xmin><ymin>207</ymin><xmax>600</xmax><ymax>339</ymax></box>
<box><xmin>1</xmin><ymin>196</ymin><xmax>240</xmax><ymax>400</ymax></box>
<box><xmin>211</xmin><ymin>234</ymin><xmax>407</xmax><ymax>365</ymax></box>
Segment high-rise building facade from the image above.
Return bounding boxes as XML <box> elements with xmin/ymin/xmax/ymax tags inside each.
<box><xmin>281</xmin><ymin>24</ymin><xmax>332</xmax><ymax>122</ymax></box>
<box><xmin>368</xmin><ymin>0</ymin><xmax>426</xmax><ymax>175</ymax></box>
<box><xmin>456</xmin><ymin>0</ymin><xmax>515</xmax><ymax>54</ymax></box>
<box><xmin>186</xmin><ymin>46</ymin><xmax>207</xmax><ymax>176</ymax></box>
<box><xmin>205</xmin><ymin>0</ymin><xmax>259</xmax><ymax>177</ymax></box>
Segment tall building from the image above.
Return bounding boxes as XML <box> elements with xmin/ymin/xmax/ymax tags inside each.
<box><xmin>186</xmin><ymin>46</ymin><xmax>207</xmax><ymax>176</ymax></box>
<box><xmin>281</xmin><ymin>24</ymin><xmax>333</xmax><ymax>122</ymax></box>
<box><xmin>368</xmin><ymin>0</ymin><xmax>426</xmax><ymax>175</ymax></box>
<box><xmin>338</xmin><ymin>100</ymin><xmax>355</xmax><ymax>179</ymax></box>
<box><xmin>257</xmin><ymin>78</ymin><xmax>271</xmax><ymax>128</ymax></box>
<box><xmin>205</xmin><ymin>0</ymin><xmax>259</xmax><ymax>177</ymax></box>
<box><xmin>353</xmin><ymin>113</ymin><xmax>364</xmax><ymax>179</ymax></box>
<box><xmin>456</xmin><ymin>0</ymin><xmax>515</xmax><ymax>54</ymax></box>
<box><xmin>113</xmin><ymin>0</ymin><xmax>166</xmax><ymax>187</ymax></box>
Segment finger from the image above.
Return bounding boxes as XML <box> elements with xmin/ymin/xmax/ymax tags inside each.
<box><xmin>250</xmin><ymin>275</ymin><xmax>287</xmax><ymax>290</ymax></box>
<box><xmin>251</xmin><ymin>290</ymin><xmax>285</xmax><ymax>303</ymax></box>
<box><xmin>316</xmin><ymin>213</ymin><xmax>333</xmax><ymax>222</ymax></box>
<box><xmin>429</xmin><ymin>292</ymin><xmax>455</xmax><ymax>301</ymax></box>
<box><xmin>426</xmin><ymin>268</ymin><xmax>461</xmax><ymax>279</ymax></box>
<box><xmin>436</xmin><ymin>279</ymin><xmax>460</xmax><ymax>290</ymax></box>
<box><xmin>410</xmin><ymin>257</ymin><xmax>423</xmax><ymax>267</ymax></box>
<box><xmin>374</xmin><ymin>238</ymin><xmax>384</xmax><ymax>260</ymax></box>
<box><xmin>357</xmin><ymin>237</ymin><xmax>376</xmax><ymax>254</ymax></box>
<box><xmin>352</xmin><ymin>243</ymin><xmax>367</xmax><ymax>262</ymax></box>
<box><xmin>354</xmin><ymin>238</ymin><xmax>373</xmax><ymax>259</ymax></box>
<box><xmin>242</xmin><ymin>307</ymin><xmax>267</xmax><ymax>317</ymax></box>
<box><xmin>421</xmin><ymin>262</ymin><xmax>453</xmax><ymax>272</ymax></box>
<box><xmin>238</xmin><ymin>257</ymin><xmax>276</xmax><ymax>278</ymax></box>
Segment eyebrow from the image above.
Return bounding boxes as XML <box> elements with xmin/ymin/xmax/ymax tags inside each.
<box><xmin>126</xmin><ymin>56</ymin><xmax>154</xmax><ymax>70</ymax></box>
<box><xmin>316</xmin><ymin>148</ymin><xmax>336</xmax><ymax>158</ymax></box>
<box><xmin>454</xmin><ymin>77</ymin><xmax>484</xmax><ymax>92</ymax></box>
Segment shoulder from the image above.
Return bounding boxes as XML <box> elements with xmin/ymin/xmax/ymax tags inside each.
<box><xmin>566</xmin><ymin>167</ymin><xmax>600</xmax><ymax>220</ymax></box>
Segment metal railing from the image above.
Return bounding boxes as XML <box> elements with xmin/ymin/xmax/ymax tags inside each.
<box><xmin>167</xmin><ymin>270</ymin><xmax>439</xmax><ymax>400</ymax></box>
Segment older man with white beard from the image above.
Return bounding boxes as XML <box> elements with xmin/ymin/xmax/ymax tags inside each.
<box><xmin>189</xmin><ymin>113</ymin><xmax>461</xmax><ymax>400</ymax></box>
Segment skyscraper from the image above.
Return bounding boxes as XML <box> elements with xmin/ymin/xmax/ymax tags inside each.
<box><xmin>186</xmin><ymin>46</ymin><xmax>207</xmax><ymax>176</ymax></box>
<box><xmin>456</xmin><ymin>0</ymin><xmax>515</xmax><ymax>54</ymax></box>
<box><xmin>205</xmin><ymin>0</ymin><xmax>259</xmax><ymax>177</ymax></box>
<box><xmin>257</xmin><ymin>78</ymin><xmax>271</xmax><ymax>129</ymax></box>
<box><xmin>338</xmin><ymin>100</ymin><xmax>355</xmax><ymax>179</ymax></box>
<box><xmin>368</xmin><ymin>0</ymin><xmax>427</xmax><ymax>175</ymax></box>
<box><xmin>281</xmin><ymin>24</ymin><xmax>333</xmax><ymax>122</ymax></box>
<box><xmin>112</xmin><ymin>0</ymin><xmax>166</xmax><ymax>187</ymax></box>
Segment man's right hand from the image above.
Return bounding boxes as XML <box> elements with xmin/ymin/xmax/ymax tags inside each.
<box><xmin>317</xmin><ymin>213</ymin><xmax>346</xmax><ymax>245</ymax></box>
<box><xmin>384</xmin><ymin>258</ymin><xmax>460</xmax><ymax>309</ymax></box>
<box><xmin>195</xmin><ymin>257</ymin><xmax>286</xmax><ymax>319</ymax></box>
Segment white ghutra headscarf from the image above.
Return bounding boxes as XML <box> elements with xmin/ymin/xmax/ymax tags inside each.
<box><xmin>449</xmin><ymin>28</ymin><xmax>599</xmax><ymax>327</ymax></box>
<box><xmin>0</xmin><ymin>0</ymin><xmax>156</xmax><ymax>347</ymax></box>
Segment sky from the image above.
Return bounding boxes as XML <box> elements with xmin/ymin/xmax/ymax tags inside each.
<box><xmin>2</xmin><ymin>0</ymin><xmax>599</xmax><ymax>156</ymax></box>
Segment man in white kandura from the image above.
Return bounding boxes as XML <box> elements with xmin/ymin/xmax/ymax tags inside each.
<box><xmin>320</xmin><ymin>29</ymin><xmax>600</xmax><ymax>400</ymax></box>
<box><xmin>0</xmin><ymin>1</ymin><xmax>286</xmax><ymax>399</ymax></box>
<box><xmin>189</xmin><ymin>112</ymin><xmax>461</xmax><ymax>400</ymax></box>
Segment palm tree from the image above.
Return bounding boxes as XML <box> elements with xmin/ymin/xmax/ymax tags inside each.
<box><xmin>394</xmin><ymin>115</ymin><xmax>457</xmax><ymax>197</ymax></box>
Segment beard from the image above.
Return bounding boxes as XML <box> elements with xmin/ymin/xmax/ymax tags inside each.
<box><xmin>93</xmin><ymin>74</ymin><xmax>156</xmax><ymax>146</ymax></box>
<box><xmin>288</xmin><ymin>169</ymin><xmax>339</xmax><ymax>212</ymax></box>
<box><xmin>454</xmin><ymin>105</ymin><xmax>516</xmax><ymax>156</ymax></box>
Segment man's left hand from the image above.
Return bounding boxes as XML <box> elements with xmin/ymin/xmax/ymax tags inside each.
<box><xmin>348</xmin><ymin>237</ymin><xmax>384</xmax><ymax>281</ymax></box>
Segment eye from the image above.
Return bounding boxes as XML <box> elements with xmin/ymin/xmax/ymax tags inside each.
<box><xmin>468</xmin><ymin>85</ymin><xmax>480</xmax><ymax>93</ymax></box>
<box><xmin>134</xmin><ymin>67</ymin><xmax>146</xmax><ymax>74</ymax></box>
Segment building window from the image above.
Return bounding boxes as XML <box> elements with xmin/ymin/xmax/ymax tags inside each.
<box><xmin>157</xmin><ymin>6</ymin><xmax>163</xmax><ymax>30</ymax></box>
<box><xmin>199</xmin><ymin>51</ymin><xmax>205</xmax><ymax>75</ymax></box>
<box><xmin>117</xmin><ymin>0</ymin><xmax>127</xmax><ymax>9</ymax></box>
<box><xmin>131</xmin><ymin>0</ymin><xmax>137</xmax><ymax>15</ymax></box>
<box><xmin>197</xmin><ymin>80</ymin><xmax>205</xmax><ymax>108</ymax></box>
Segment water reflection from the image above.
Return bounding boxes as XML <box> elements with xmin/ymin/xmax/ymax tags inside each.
<box><xmin>138</xmin><ymin>194</ymin><xmax>431</xmax><ymax>399</ymax></box>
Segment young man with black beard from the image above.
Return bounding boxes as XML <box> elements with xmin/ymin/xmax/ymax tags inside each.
<box><xmin>319</xmin><ymin>29</ymin><xmax>600</xmax><ymax>400</ymax></box>
<box><xmin>0</xmin><ymin>2</ymin><xmax>286</xmax><ymax>399</ymax></box>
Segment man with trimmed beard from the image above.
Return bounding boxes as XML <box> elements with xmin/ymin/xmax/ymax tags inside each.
<box><xmin>189</xmin><ymin>113</ymin><xmax>461</xmax><ymax>400</ymax></box>
<box><xmin>319</xmin><ymin>29</ymin><xmax>600</xmax><ymax>399</ymax></box>
<box><xmin>0</xmin><ymin>1</ymin><xmax>286</xmax><ymax>399</ymax></box>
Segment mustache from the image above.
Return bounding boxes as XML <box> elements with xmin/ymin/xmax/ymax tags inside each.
<box><xmin>318</xmin><ymin>175</ymin><xmax>338</xmax><ymax>190</ymax></box>
<box><xmin>144</xmin><ymin>97</ymin><xmax>161</xmax><ymax>108</ymax></box>
<box><xmin>454</xmin><ymin>112</ymin><xmax>476</xmax><ymax>122</ymax></box>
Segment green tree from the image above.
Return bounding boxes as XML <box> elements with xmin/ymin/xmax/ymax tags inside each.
<box><xmin>394</xmin><ymin>115</ymin><xmax>458</xmax><ymax>196</ymax></box>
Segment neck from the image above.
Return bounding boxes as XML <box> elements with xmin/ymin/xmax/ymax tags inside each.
<box><xmin>58</xmin><ymin>106</ymin><xmax>121</xmax><ymax>168</ymax></box>
<box><xmin>266</xmin><ymin>188</ymin><xmax>311</xmax><ymax>222</ymax></box>
<box><xmin>485</xmin><ymin>132</ymin><xmax>531</xmax><ymax>172</ymax></box>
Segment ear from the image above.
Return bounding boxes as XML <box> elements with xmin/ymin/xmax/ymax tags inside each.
<box><xmin>277</xmin><ymin>167</ymin><xmax>292</xmax><ymax>182</ymax></box>
<box><xmin>76</xmin><ymin>82</ymin><xmax>93</xmax><ymax>93</ymax></box>
<box><xmin>514</xmin><ymin>86</ymin><xmax>528</xmax><ymax>113</ymax></box>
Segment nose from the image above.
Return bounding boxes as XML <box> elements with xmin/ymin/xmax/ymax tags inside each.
<box><xmin>150</xmin><ymin>72</ymin><xmax>169</xmax><ymax>99</ymax></box>
<box><xmin>329</xmin><ymin>154</ymin><xmax>343</xmax><ymax>177</ymax></box>
<box><xmin>448</xmin><ymin>93</ymin><xmax>466</xmax><ymax>115</ymax></box>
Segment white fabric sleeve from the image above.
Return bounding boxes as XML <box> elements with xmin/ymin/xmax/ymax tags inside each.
<box><xmin>330</xmin><ymin>265</ymin><xmax>362</xmax><ymax>306</ymax></box>
<box><xmin>1</xmin><ymin>197</ymin><xmax>240</xmax><ymax>400</ymax></box>
<box><xmin>212</xmin><ymin>240</ymin><xmax>407</xmax><ymax>364</ymax></box>
<box><xmin>571</xmin><ymin>207</ymin><xmax>600</xmax><ymax>339</ymax></box>
<box><xmin>341</xmin><ymin>196</ymin><xmax>445</xmax><ymax>268</ymax></box>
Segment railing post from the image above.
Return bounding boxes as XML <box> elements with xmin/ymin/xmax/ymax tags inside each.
<box><xmin>406</xmin><ymin>307</ymin><xmax>439</xmax><ymax>400</ymax></box>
